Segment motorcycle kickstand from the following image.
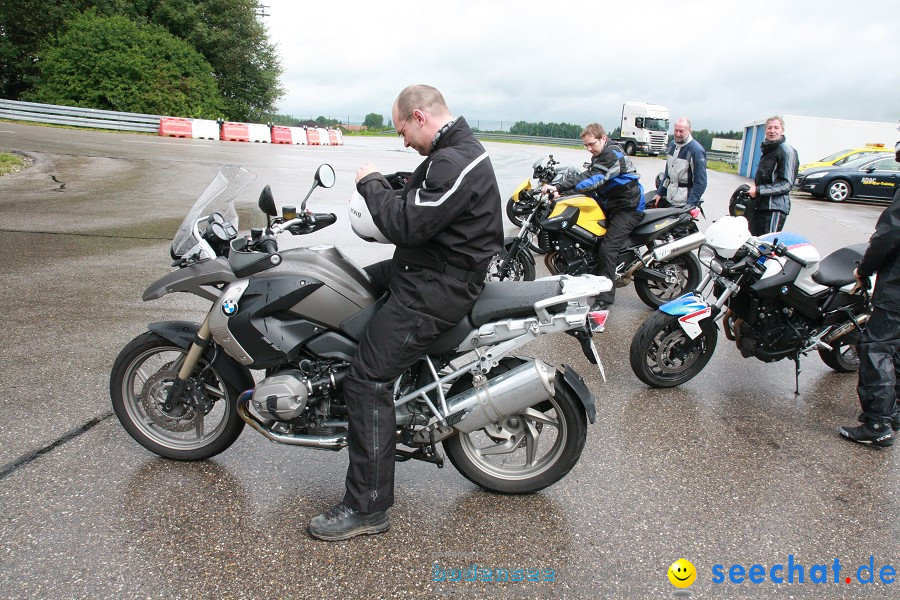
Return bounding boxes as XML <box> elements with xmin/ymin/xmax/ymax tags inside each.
<box><xmin>792</xmin><ymin>353</ymin><xmax>802</xmax><ymax>396</ymax></box>
<box><xmin>394</xmin><ymin>430</ymin><xmax>444</xmax><ymax>468</ymax></box>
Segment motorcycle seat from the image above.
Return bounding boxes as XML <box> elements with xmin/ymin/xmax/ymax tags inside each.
<box><xmin>425</xmin><ymin>280</ymin><xmax>565</xmax><ymax>355</ymax></box>
<box><xmin>811</xmin><ymin>244</ymin><xmax>867</xmax><ymax>288</ymax></box>
<box><xmin>470</xmin><ymin>280</ymin><xmax>564</xmax><ymax>327</ymax></box>
<box><xmin>639</xmin><ymin>207</ymin><xmax>684</xmax><ymax>224</ymax></box>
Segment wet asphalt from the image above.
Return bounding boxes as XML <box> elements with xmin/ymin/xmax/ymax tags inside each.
<box><xmin>0</xmin><ymin>122</ymin><xmax>897</xmax><ymax>599</ymax></box>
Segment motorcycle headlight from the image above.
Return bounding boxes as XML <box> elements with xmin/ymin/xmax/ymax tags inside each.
<box><xmin>804</xmin><ymin>171</ymin><xmax>829</xmax><ymax>180</ymax></box>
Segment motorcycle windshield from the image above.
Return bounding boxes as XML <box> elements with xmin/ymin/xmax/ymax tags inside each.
<box><xmin>170</xmin><ymin>165</ymin><xmax>256</xmax><ymax>258</ymax></box>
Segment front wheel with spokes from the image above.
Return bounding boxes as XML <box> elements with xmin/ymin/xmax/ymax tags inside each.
<box><xmin>110</xmin><ymin>331</ymin><xmax>244</xmax><ymax>460</ymax></box>
<box><xmin>443</xmin><ymin>358</ymin><xmax>587</xmax><ymax>494</ymax></box>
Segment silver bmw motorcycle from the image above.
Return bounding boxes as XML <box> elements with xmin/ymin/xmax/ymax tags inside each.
<box><xmin>110</xmin><ymin>164</ymin><xmax>612</xmax><ymax>494</ymax></box>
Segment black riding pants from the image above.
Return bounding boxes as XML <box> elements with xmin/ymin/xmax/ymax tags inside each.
<box><xmin>748</xmin><ymin>209</ymin><xmax>788</xmax><ymax>237</ymax></box>
<box><xmin>856</xmin><ymin>306</ymin><xmax>900</xmax><ymax>424</ymax></box>
<box><xmin>342</xmin><ymin>259</ymin><xmax>481</xmax><ymax>513</ymax></box>
<box><xmin>596</xmin><ymin>208</ymin><xmax>643</xmax><ymax>304</ymax></box>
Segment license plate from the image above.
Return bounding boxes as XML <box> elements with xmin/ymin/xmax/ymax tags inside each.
<box><xmin>588</xmin><ymin>337</ymin><xmax>606</xmax><ymax>382</ymax></box>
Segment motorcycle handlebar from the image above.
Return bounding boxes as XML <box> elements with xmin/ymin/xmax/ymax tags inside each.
<box><xmin>259</xmin><ymin>237</ymin><xmax>278</xmax><ymax>254</ymax></box>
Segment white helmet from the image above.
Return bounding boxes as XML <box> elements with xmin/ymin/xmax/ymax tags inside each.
<box><xmin>348</xmin><ymin>191</ymin><xmax>390</xmax><ymax>243</ymax></box>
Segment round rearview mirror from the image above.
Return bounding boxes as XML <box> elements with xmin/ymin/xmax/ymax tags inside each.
<box><xmin>315</xmin><ymin>164</ymin><xmax>336</xmax><ymax>189</ymax></box>
<box><xmin>258</xmin><ymin>185</ymin><xmax>277</xmax><ymax>217</ymax></box>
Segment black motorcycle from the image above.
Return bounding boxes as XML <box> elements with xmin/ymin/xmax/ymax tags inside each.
<box><xmin>629</xmin><ymin>213</ymin><xmax>872</xmax><ymax>390</ymax></box>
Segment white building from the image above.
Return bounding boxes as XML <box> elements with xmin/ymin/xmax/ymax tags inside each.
<box><xmin>738</xmin><ymin>115</ymin><xmax>898</xmax><ymax>178</ymax></box>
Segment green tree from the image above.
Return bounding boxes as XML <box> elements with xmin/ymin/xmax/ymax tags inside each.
<box><xmin>146</xmin><ymin>0</ymin><xmax>283</xmax><ymax>121</ymax></box>
<box><xmin>363</xmin><ymin>113</ymin><xmax>384</xmax><ymax>129</ymax></box>
<box><xmin>1</xmin><ymin>0</ymin><xmax>283</xmax><ymax>121</ymax></box>
<box><xmin>509</xmin><ymin>121</ymin><xmax>583</xmax><ymax>139</ymax></box>
<box><xmin>25</xmin><ymin>12</ymin><xmax>223</xmax><ymax>118</ymax></box>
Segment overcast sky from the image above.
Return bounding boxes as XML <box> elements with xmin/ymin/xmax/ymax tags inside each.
<box><xmin>265</xmin><ymin>0</ymin><xmax>899</xmax><ymax>133</ymax></box>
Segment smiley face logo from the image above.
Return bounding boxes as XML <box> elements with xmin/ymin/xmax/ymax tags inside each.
<box><xmin>668</xmin><ymin>558</ymin><xmax>696</xmax><ymax>588</ymax></box>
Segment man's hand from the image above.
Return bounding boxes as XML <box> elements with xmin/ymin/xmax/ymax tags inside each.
<box><xmin>355</xmin><ymin>163</ymin><xmax>378</xmax><ymax>184</ymax></box>
<box><xmin>541</xmin><ymin>184</ymin><xmax>559</xmax><ymax>199</ymax></box>
<box><xmin>747</xmin><ymin>183</ymin><xmax>758</xmax><ymax>198</ymax></box>
<box><xmin>651</xmin><ymin>194</ymin><xmax>662</xmax><ymax>207</ymax></box>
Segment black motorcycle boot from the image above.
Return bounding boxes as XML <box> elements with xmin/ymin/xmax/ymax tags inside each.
<box><xmin>308</xmin><ymin>502</ymin><xmax>390</xmax><ymax>541</ymax></box>
<box><xmin>856</xmin><ymin>409</ymin><xmax>900</xmax><ymax>432</ymax></box>
<box><xmin>839</xmin><ymin>420</ymin><xmax>894</xmax><ymax>448</ymax></box>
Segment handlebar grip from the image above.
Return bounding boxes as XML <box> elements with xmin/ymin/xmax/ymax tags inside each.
<box><xmin>782</xmin><ymin>248</ymin><xmax>809</xmax><ymax>268</ymax></box>
<box><xmin>260</xmin><ymin>237</ymin><xmax>278</xmax><ymax>254</ymax></box>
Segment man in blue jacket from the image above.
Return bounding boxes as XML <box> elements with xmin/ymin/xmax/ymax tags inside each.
<box><xmin>542</xmin><ymin>122</ymin><xmax>644</xmax><ymax>307</ymax></box>
<box><xmin>652</xmin><ymin>117</ymin><xmax>707</xmax><ymax>208</ymax></box>
<box><xmin>839</xmin><ymin>141</ymin><xmax>900</xmax><ymax>447</ymax></box>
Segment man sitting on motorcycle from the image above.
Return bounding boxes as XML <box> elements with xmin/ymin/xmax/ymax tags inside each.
<box><xmin>542</xmin><ymin>123</ymin><xmax>644</xmax><ymax>307</ymax></box>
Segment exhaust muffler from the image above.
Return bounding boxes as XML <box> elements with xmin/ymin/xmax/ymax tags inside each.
<box><xmin>823</xmin><ymin>313</ymin><xmax>870</xmax><ymax>344</ymax></box>
<box><xmin>620</xmin><ymin>230</ymin><xmax>706</xmax><ymax>284</ymax></box>
<box><xmin>448</xmin><ymin>360</ymin><xmax>556</xmax><ymax>434</ymax></box>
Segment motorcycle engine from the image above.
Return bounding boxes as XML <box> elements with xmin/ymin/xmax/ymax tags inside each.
<box><xmin>546</xmin><ymin>242</ymin><xmax>592</xmax><ymax>276</ymax></box>
<box><xmin>250</xmin><ymin>370</ymin><xmax>310</xmax><ymax>421</ymax></box>
<box><xmin>740</xmin><ymin>305</ymin><xmax>809</xmax><ymax>361</ymax></box>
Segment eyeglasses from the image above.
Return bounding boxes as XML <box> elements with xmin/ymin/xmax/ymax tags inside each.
<box><xmin>397</xmin><ymin>112</ymin><xmax>414</xmax><ymax>138</ymax></box>
<box><xmin>583</xmin><ymin>139</ymin><xmax>600</xmax><ymax>149</ymax></box>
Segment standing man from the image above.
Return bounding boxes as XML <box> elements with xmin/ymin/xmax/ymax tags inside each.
<box><xmin>747</xmin><ymin>116</ymin><xmax>798</xmax><ymax>235</ymax></box>
<box><xmin>308</xmin><ymin>85</ymin><xmax>503</xmax><ymax>540</ymax></box>
<box><xmin>652</xmin><ymin>117</ymin><xmax>707</xmax><ymax>208</ymax></box>
<box><xmin>839</xmin><ymin>140</ymin><xmax>900</xmax><ymax>448</ymax></box>
<box><xmin>541</xmin><ymin>123</ymin><xmax>644</xmax><ymax>308</ymax></box>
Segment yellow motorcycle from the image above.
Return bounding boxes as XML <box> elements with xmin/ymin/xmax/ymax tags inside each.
<box><xmin>493</xmin><ymin>156</ymin><xmax>705</xmax><ymax>308</ymax></box>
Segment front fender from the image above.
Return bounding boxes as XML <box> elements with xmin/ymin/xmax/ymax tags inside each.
<box><xmin>559</xmin><ymin>364</ymin><xmax>596</xmax><ymax>424</ymax></box>
<box><xmin>148</xmin><ymin>321</ymin><xmax>255</xmax><ymax>393</ymax></box>
<box><xmin>504</xmin><ymin>236</ymin><xmax>535</xmax><ymax>266</ymax></box>
<box><xmin>658</xmin><ymin>294</ymin><xmax>713</xmax><ymax>340</ymax></box>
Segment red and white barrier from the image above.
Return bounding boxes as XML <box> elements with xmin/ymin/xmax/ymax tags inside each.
<box><xmin>289</xmin><ymin>127</ymin><xmax>307</xmax><ymax>145</ymax></box>
<box><xmin>328</xmin><ymin>129</ymin><xmax>342</xmax><ymax>145</ymax></box>
<box><xmin>221</xmin><ymin>122</ymin><xmax>250</xmax><ymax>142</ymax></box>
<box><xmin>247</xmin><ymin>123</ymin><xmax>269</xmax><ymax>143</ymax></box>
<box><xmin>271</xmin><ymin>126</ymin><xmax>292</xmax><ymax>144</ymax></box>
<box><xmin>159</xmin><ymin>117</ymin><xmax>193</xmax><ymax>138</ymax></box>
<box><xmin>159</xmin><ymin>117</ymin><xmax>344</xmax><ymax>146</ymax></box>
<box><xmin>191</xmin><ymin>119</ymin><xmax>219</xmax><ymax>140</ymax></box>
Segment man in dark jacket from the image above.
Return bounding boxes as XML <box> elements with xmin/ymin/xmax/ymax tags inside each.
<box><xmin>308</xmin><ymin>85</ymin><xmax>503</xmax><ymax>540</ymax></box>
<box><xmin>839</xmin><ymin>151</ymin><xmax>899</xmax><ymax>447</ymax></box>
<box><xmin>652</xmin><ymin>117</ymin><xmax>707</xmax><ymax>208</ymax></box>
<box><xmin>542</xmin><ymin>123</ymin><xmax>644</xmax><ymax>307</ymax></box>
<box><xmin>747</xmin><ymin>116</ymin><xmax>799</xmax><ymax>236</ymax></box>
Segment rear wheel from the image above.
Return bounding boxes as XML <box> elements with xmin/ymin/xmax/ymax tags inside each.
<box><xmin>624</xmin><ymin>141</ymin><xmax>636</xmax><ymax>156</ymax></box>
<box><xmin>110</xmin><ymin>332</ymin><xmax>244</xmax><ymax>460</ymax></box>
<box><xmin>634</xmin><ymin>253</ymin><xmax>702</xmax><ymax>308</ymax></box>
<box><xmin>826</xmin><ymin>179</ymin><xmax>852</xmax><ymax>202</ymax></box>
<box><xmin>443</xmin><ymin>358</ymin><xmax>588</xmax><ymax>494</ymax></box>
<box><xmin>818</xmin><ymin>335</ymin><xmax>860</xmax><ymax>372</ymax></box>
<box><xmin>629</xmin><ymin>311</ymin><xmax>718</xmax><ymax>387</ymax></box>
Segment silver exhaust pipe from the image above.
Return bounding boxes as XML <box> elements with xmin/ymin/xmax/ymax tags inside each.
<box><xmin>823</xmin><ymin>313</ymin><xmax>870</xmax><ymax>344</ymax></box>
<box><xmin>621</xmin><ymin>230</ymin><xmax>705</xmax><ymax>284</ymax></box>
<box><xmin>237</xmin><ymin>394</ymin><xmax>347</xmax><ymax>449</ymax></box>
<box><xmin>448</xmin><ymin>360</ymin><xmax>556</xmax><ymax>434</ymax></box>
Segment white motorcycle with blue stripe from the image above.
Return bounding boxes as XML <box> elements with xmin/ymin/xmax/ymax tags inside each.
<box><xmin>629</xmin><ymin>216</ymin><xmax>873</xmax><ymax>390</ymax></box>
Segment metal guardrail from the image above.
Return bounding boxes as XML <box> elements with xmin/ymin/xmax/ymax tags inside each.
<box><xmin>473</xmin><ymin>132</ymin><xmax>582</xmax><ymax>147</ymax></box>
<box><xmin>707</xmin><ymin>150</ymin><xmax>739</xmax><ymax>165</ymax></box>
<box><xmin>0</xmin><ymin>99</ymin><xmax>161</xmax><ymax>133</ymax></box>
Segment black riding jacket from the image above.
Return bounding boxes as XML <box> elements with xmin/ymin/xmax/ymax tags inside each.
<box><xmin>754</xmin><ymin>136</ymin><xmax>798</xmax><ymax>213</ymax></box>
<box><xmin>356</xmin><ymin>117</ymin><xmax>503</xmax><ymax>274</ymax></box>
<box><xmin>858</xmin><ymin>193</ymin><xmax>900</xmax><ymax>312</ymax></box>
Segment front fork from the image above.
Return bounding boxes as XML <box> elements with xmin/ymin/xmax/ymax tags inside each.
<box><xmin>163</xmin><ymin>316</ymin><xmax>212</xmax><ymax>414</ymax></box>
